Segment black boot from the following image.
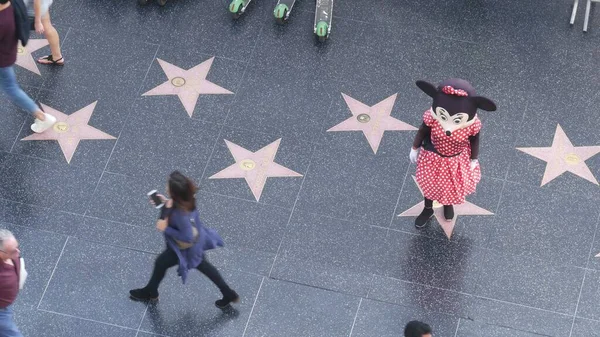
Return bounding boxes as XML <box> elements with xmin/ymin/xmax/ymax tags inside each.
<box><xmin>415</xmin><ymin>198</ymin><xmax>434</xmax><ymax>229</ymax></box>
<box><xmin>129</xmin><ymin>288</ymin><xmax>159</xmax><ymax>302</ymax></box>
<box><xmin>215</xmin><ymin>290</ymin><xmax>240</xmax><ymax>309</ymax></box>
<box><xmin>443</xmin><ymin>205</ymin><xmax>454</xmax><ymax>221</ymax></box>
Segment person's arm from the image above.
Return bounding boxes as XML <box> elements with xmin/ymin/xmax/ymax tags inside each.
<box><xmin>163</xmin><ymin>214</ymin><xmax>194</xmax><ymax>243</ymax></box>
<box><xmin>0</xmin><ymin>19</ymin><xmax>5</xmax><ymax>43</ymax></box>
<box><xmin>412</xmin><ymin>122</ymin><xmax>430</xmax><ymax>149</ymax></box>
<box><xmin>469</xmin><ymin>133</ymin><xmax>480</xmax><ymax>159</ymax></box>
<box><xmin>155</xmin><ymin>199</ymin><xmax>172</xmax><ymax>233</ymax></box>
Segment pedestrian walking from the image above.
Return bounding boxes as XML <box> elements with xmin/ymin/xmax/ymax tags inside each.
<box><xmin>29</xmin><ymin>0</ymin><xmax>64</xmax><ymax>66</ymax></box>
<box><xmin>405</xmin><ymin>320</ymin><xmax>433</xmax><ymax>337</ymax></box>
<box><xmin>0</xmin><ymin>0</ymin><xmax>56</xmax><ymax>133</ymax></box>
<box><xmin>0</xmin><ymin>229</ymin><xmax>26</xmax><ymax>337</ymax></box>
<box><xmin>129</xmin><ymin>171</ymin><xmax>240</xmax><ymax>309</ymax></box>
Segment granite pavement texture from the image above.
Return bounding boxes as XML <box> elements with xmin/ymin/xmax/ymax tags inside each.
<box><xmin>1</xmin><ymin>0</ymin><xmax>600</xmax><ymax>336</ymax></box>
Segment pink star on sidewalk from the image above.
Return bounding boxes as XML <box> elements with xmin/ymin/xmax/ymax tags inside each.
<box><xmin>15</xmin><ymin>40</ymin><xmax>49</xmax><ymax>75</ymax></box>
<box><xmin>142</xmin><ymin>57</ymin><xmax>233</xmax><ymax>117</ymax></box>
<box><xmin>397</xmin><ymin>176</ymin><xmax>494</xmax><ymax>239</ymax></box>
<box><xmin>516</xmin><ymin>124</ymin><xmax>600</xmax><ymax>186</ymax></box>
<box><xmin>21</xmin><ymin>102</ymin><xmax>116</xmax><ymax>163</ymax></box>
<box><xmin>208</xmin><ymin>139</ymin><xmax>302</xmax><ymax>201</ymax></box>
<box><xmin>327</xmin><ymin>93</ymin><xmax>417</xmax><ymax>153</ymax></box>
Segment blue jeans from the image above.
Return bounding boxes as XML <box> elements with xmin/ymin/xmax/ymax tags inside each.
<box><xmin>0</xmin><ymin>306</ymin><xmax>23</xmax><ymax>337</ymax></box>
<box><xmin>0</xmin><ymin>66</ymin><xmax>38</xmax><ymax>116</ymax></box>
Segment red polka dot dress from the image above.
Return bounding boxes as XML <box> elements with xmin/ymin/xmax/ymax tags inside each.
<box><xmin>415</xmin><ymin>110</ymin><xmax>481</xmax><ymax>205</ymax></box>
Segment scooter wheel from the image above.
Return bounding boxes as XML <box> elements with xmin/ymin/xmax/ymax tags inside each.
<box><xmin>315</xmin><ymin>21</ymin><xmax>329</xmax><ymax>42</ymax></box>
<box><xmin>229</xmin><ymin>0</ymin><xmax>245</xmax><ymax>19</ymax></box>
<box><xmin>276</xmin><ymin>13</ymin><xmax>287</xmax><ymax>24</ymax></box>
<box><xmin>273</xmin><ymin>4</ymin><xmax>289</xmax><ymax>24</ymax></box>
<box><xmin>138</xmin><ymin>0</ymin><xmax>150</xmax><ymax>5</ymax></box>
<box><xmin>157</xmin><ymin>0</ymin><xmax>167</xmax><ymax>6</ymax></box>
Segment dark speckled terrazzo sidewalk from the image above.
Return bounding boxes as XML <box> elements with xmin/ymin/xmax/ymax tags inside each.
<box><xmin>2</xmin><ymin>0</ymin><xmax>600</xmax><ymax>336</ymax></box>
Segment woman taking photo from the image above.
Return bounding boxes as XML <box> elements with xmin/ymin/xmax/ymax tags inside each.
<box><xmin>129</xmin><ymin>171</ymin><xmax>239</xmax><ymax>309</ymax></box>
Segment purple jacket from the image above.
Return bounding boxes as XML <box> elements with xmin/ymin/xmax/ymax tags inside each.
<box><xmin>164</xmin><ymin>208</ymin><xmax>223</xmax><ymax>284</ymax></box>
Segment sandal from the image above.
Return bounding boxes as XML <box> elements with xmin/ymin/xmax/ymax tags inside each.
<box><xmin>37</xmin><ymin>55</ymin><xmax>64</xmax><ymax>66</ymax></box>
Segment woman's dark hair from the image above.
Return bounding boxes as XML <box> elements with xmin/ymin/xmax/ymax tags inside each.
<box><xmin>168</xmin><ymin>171</ymin><xmax>197</xmax><ymax>212</ymax></box>
<box><xmin>404</xmin><ymin>321</ymin><xmax>432</xmax><ymax>337</ymax></box>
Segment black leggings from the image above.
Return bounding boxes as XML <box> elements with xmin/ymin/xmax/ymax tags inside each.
<box><xmin>145</xmin><ymin>248</ymin><xmax>234</xmax><ymax>297</ymax></box>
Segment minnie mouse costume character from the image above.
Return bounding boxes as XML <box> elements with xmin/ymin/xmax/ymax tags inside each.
<box><xmin>410</xmin><ymin>79</ymin><xmax>497</xmax><ymax>229</ymax></box>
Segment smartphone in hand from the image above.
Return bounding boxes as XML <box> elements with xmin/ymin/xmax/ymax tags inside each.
<box><xmin>147</xmin><ymin>190</ymin><xmax>165</xmax><ymax>209</ymax></box>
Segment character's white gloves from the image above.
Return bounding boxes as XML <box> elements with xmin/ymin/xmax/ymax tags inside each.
<box><xmin>470</xmin><ymin>159</ymin><xmax>479</xmax><ymax>170</ymax></box>
<box><xmin>409</xmin><ymin>148</ymin><xmax>419</xmax><ymax>164</ymax></box>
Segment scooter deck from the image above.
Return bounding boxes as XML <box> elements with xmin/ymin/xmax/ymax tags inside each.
<box><xmin>314</xmin><ymin>0</ymin><xmax>333</xmax><ymax>39</ymax></box>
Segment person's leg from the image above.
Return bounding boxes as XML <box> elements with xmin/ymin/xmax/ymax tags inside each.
<box><xmin>145</xmin><ymin>248</ymin><xmax>179</xmax><ymax>293</ymax></box>
<box><xmin>197</xmin><ymin>257</ymin><xmax>239</xmax><ymax>308</ymax></box>
<box><xmin>0</xmin><ymin>307</ymin><xmax>24</xmax><ymax>337</ymax></box>
<box><xmin>415</xmin><ymin>197</ymin><xmax>434</xmax><ymax>229</ymax></box>
<box><xmin>0</xmin><ymin>66</ymin><xmax>44</xmax><ymax>119</ymax></box>
<box><xmin>0</xmin><ymin>66</ymin><xmax>57</xmax><ymax>132</ymax></box>
<box><xmin>130</xmin><ymin>248</ymin><xmax>178</xmax><ymax>300</ymax></box>
<box><xmin>443</xmin><ymin>204</ymin><xmax>454</xmax><ymax>221</ymax></box>
<box><xmin>38</xmin><ymin>11</ymin><xmax>64</xmax><ymax>65</ymax></box>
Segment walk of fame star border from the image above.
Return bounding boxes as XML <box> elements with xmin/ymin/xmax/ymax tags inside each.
<box><xmin>14</xmin><ymin>48</ymin><xmax>600</xmax><ymax>250</ymax></box>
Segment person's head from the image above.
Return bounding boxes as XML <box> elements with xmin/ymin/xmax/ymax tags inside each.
<box><xmin>0</xmin><ymin>0</ymin><xmax>9</xmax><ymax>5</ymax></box>
<box><xmin>0</xmin><ymin>229</ymin><xmax>19</xmax><ymax>262</ymax></box>
<box><xmin>416</xmin><ymin>78</ymin><xmax>496</xmax><ymax>137</ymax></box>
<box><xmin>404</xmin><ymin>320</ymin><xmax>432</xmax><ymax>337</ymax></box>
<box><xmin>167</xmin><ymin>171</ymin><xmax>197</xmax><ymax>212</ymax></box>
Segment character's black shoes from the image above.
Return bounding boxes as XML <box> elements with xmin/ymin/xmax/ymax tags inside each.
<box><xmin>129</xmin><ymin>288</ymin><xmax>159</xmax><ymax>302</ymax></box>
<box><xmin>215</xmin><ymin>291</ymin><xmax>240</xmax><ymax>309</ymax></box>
<box><xmin>415</xmin><ymin>207</ymin><xmax>434</xmax><ymax>229</ymax></box>
<box><xmin>443</xmin><ymin>205</ymin><xmax>454</xmax><ymax>221</ymax></box>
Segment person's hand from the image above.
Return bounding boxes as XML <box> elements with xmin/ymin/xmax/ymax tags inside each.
<box><xmin>470</xmin><ymin>159</ymin><xmax>479</xmax><ymax>170</ymax></box>
<box><xmin>156</xmin><ymin>220</ymin><xmax>168</xmax><ymax>232</ymax></box>
<box><xmin>409</xmin><ymin>148</ymin><xmax>419</xmax><ymax>164</ymax></box>
<box><xmin>35</xmin><ymin>21</ymin><xmax>44</xmax><ymax>35</ymax></box>
<box><xmin>149</xmin><ymin>194</ymin><xmax>168</xmax><ymax>207</ymax></box>
<box><xmin>165</xmin><ymin>199</ymin><xmax>173</xmax><ymax>208</ymax></box>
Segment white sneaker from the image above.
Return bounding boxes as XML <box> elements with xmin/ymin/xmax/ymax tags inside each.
<box><xmin>31</xmin><ymin>113</ymin><xmax>57</xmax><ymax>133</ymax></box>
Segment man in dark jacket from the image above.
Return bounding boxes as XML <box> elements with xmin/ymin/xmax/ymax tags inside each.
<box><xmin>405</xmin><ymin>321</ymin><xmax>433</xmax><ymax>337</ymax></box>
<box><xmin>0</xmin><ymin>0</ymin><xmax>56</xmax><ymax>133</ymax></box>
<box><xmin>0</xmin><ymin>229</ymin><xmax>23</xmax><ymax>337</ymax></box>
